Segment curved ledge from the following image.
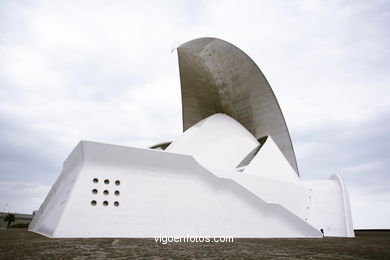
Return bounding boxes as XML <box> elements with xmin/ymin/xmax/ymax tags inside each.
<box><xmin>330</xmin><ymin>174</ymin><xmax>355</xmax><ymax>237</ymax></box>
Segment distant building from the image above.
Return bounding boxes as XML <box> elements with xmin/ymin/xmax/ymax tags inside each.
<box><xmin>29</xmin><ymin>38</ymin><xmax>354</xmax><ymax>238</ymax></box>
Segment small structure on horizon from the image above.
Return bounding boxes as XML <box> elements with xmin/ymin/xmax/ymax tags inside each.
<box><xmin>29</xmin><ymin>38</ymin><xmax>354</xmax><ymax>238</ymax></box>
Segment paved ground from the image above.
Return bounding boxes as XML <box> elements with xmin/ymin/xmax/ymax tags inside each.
<box><xmin>0</xmin><ymin>230</ymin><xmax>389</xmax><ymax>259</ymax></box>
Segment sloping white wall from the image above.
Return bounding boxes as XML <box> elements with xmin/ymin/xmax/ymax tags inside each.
<box><xmin>212</xmin><ymin>169</ymin><xmax>354</xmax><ymax>237</ymax></box>
<box><xmin>212</xmin><ymin>170</ymin><xmax>312</xmax><ymax>222</ymax></box>
<box><xmin>28</xmin><ymin>144</ymin><xmax>84</xmax><ymax>237</ymax></box>
<box><xmin>30</xmin><ymin>141</ymin><xmax>321</xmax><ymax>238</ymax></box>
<box><xmin>244</xmin><ymin>136</ymin><xmax>299</xmax><ymax>183</ymax></box>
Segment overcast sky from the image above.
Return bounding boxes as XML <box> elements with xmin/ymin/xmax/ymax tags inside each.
<box><xmin>0</xmin><ymin>0</ymin><xmax>389</xmax><ymax>229</ymax></box>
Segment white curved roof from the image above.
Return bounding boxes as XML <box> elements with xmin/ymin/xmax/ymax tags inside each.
<box><xmin>166</xmin><ymin>113</ymin><xmax>259</xmax><ymax>171</ymax></box>
<box><xmin>177</xmin><ymin>37</ymin><xmax>299</xmax><ymax>174</ymax></box>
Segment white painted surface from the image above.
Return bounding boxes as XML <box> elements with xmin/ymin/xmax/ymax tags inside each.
<box><xmin>212</xmin><ymin>170</ymin><xmax>312</xmax><ymax>222</ymax></box>
<box><xmin>29</xmin><ymin>144</ymin><xmax>83</xmax><ymax>237</ymax></box>
<box><xmin>301</xmin><ymin>179</ymin><xmax>355</xmax><ymax>237</ymax></box>
<box><xmin>30</xmin><ymin>114</ymin><xmax>354</xmax><ymax>238</ymax></box>
<box><xmin>330</xmin><ymin>174</ymin><xmax>355</xmax><ymax>237</ymax></box>
<box><xmin>244</xmin><ymin>136</ymin><xmax>300</xmax><ymax>183</ymax></box>
<box><xmin>30</xmin><ymin>141</ymin><xmax>321</xmax><ymax>238</ymax></box>
<box><xmin>166</xmin><ymin>113</ymin><xmax>259</xmax><ymax>172</ymax></box>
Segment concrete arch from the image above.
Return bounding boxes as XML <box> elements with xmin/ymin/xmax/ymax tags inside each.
<box><xmin>177</xmin><ymin>37</ymin><xmax>299</xmax><ymax>174</ymax></box>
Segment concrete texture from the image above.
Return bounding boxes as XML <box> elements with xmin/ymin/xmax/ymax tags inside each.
<box><xmin>177</xmin><ymin>37</ymin><xmax>299</xmax><ymax>174</ymax></box>
<box><xmin>0</xmin><ymin>229</ymin><xmax>389</xmax><ymax>259</ymax></box>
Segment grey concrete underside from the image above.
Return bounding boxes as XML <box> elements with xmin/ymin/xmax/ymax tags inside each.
<box><xmin>177</xmin><ymin>38</ymin><xmax>299</xmax><ymax>174</ymax></box>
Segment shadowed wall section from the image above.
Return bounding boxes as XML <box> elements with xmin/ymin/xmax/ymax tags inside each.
<box><xmin>177</xmin><ymin>38</ymin><xmax>299</xmax><ymax>174</ymax></box>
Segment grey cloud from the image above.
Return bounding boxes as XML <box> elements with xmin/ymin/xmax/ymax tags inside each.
<box><xmin>294</xmin><ymin>109</ymin><xmax>390</xmax><ymax>192</ymax></box>
<box><xmin>0</xmin><ymin>111</ymin><xmax>65</xmax><ymax>184</ymax></box>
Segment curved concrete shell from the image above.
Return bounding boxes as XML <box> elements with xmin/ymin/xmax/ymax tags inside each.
<box><xmin>166</xmin><ymin>113</ymin><xmax>260</xmax><ymax>171</ymax></box>
<box><xmin>177</xmin><ymin>38</ymin><xmax>299</xmax><ymax>174</ymax></box>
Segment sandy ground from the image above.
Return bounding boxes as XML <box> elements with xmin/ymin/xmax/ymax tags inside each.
<box><xmin>0</xmin><ymin>230</ymin><xmax>389</xmax><ymax>259</ymax></box>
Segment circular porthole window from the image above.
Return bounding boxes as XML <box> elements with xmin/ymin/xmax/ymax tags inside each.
<box><xmin>93</xmin><ymin>178</ymin><xmax>98</xmax><ymax>183</ymax></box>
<box><xmin>103</xmin><ymin>190</ymin><xmax>109</xmax><ymax>195</ymax></box>
<box><xmin>103</xmin><ymin>201</ymin><xmax>109</xmax><ymax>207</ymax></box>
<box><xmin>114</xmin><ymin>190</ymin><xmax>120</xmax><ymax>196</ymax></box>
<box><xmin>104</xmin><ymin>179</ymin><xmax>110</xmax><ymax>185</ymax></box>
<box><xmin>91</xmin><ymin>200</ymin><xmax>97</xmax><ymax>206</ymax></box>
<box><xmin>114</xmin><ymin>201</ymin><xmax>119</xmax><ymax>207</ymax></box>
<box><xmin>115</xmin><ymin>180</ymin><xmax>120</xmax><ymax>186</ymax></box>
<box><xmin>92</xmin><ymin>189</ymin><xmax>98</xmax><ymax>194</ymax></box>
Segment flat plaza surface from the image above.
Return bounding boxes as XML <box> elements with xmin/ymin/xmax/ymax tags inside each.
<box><xmin>0</xmin><ymin>230</ymin><xmax>389</xmax><ymax>259</ymax></box>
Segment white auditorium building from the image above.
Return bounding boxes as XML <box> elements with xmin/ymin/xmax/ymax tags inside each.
<box><xmin>29</xmin><ymin>38</ymin><xmax>354</xmax><ymax>238</ymax></box>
